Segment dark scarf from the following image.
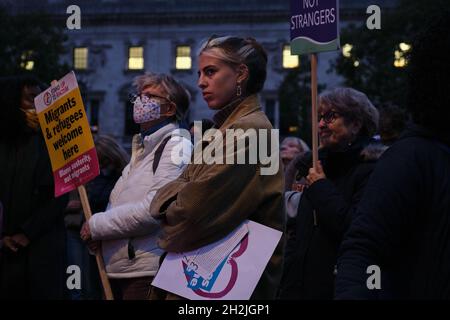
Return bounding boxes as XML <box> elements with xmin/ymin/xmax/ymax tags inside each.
<box><xmin>140</xmin><ymin>119</ymin><xmax>173</xmax><ymax>140</ymax></box>
<box><xmin>320</xmin><ymin>136</ymin><xmax>372</xmax><ymax>179</ymax></box>
<box><xmin>401</xmin><ymin>122</ymin><xmax>450</xmax><ymax>147</ymax></box>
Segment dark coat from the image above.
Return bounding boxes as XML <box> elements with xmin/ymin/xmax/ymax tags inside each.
<box><xmin>0</xmin><ymin>130</ymin><xmax>68</xmax><ymax>299</ymax></box>
<box><xmin>278</xmin><ymin>137</ymin><xmax>385</xmax><ymax>299</ymax></box>
<box><xmin>335</xmin><ymin>126</ymin><xmax>450</xmax><ymax>299</ymax></box>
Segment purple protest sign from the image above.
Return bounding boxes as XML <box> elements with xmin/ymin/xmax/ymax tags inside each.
<box><xmin>290</xmin><ymin>0</ymin><xmax>340</xmax><ymax>55</ymax></box>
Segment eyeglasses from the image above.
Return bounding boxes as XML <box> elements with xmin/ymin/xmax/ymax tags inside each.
<box><xmin>318</xmin><ymin>111</ymin><xmax>342</xmax><ymax>124</ymax></box>
<box><xmin>129</xmin><ymin>92</ymin><xmax>171</xmax><ymax>104</ymax></box>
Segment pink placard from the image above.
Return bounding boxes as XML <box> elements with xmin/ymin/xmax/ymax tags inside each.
<box><xmin>53</xmin><ymin>147</ymin><xmax>100</xmax><ymax>197</ymax></box>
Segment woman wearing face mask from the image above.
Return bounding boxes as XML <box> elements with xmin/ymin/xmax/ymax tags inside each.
<box><xmin>0</xmin><ymin>75</ymin><xmax>69</xmax><ymax>299</ymax></box>
<box><xmin>80</xmin><ymin>73</ymin><xmax>192</xmax><ymax>300</ymax></box>
<box><xmin>278</xmin><ymin>87</ymin><xmax>386</xmax><ymax>300</ymax></box>
<box><xmin>149</xmin><ymin>36</ymin><xmax>284</xmax><ymax>300</ymax></box>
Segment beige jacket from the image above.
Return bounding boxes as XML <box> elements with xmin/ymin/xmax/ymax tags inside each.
<box><xmin>150</xmin><ymin>95</ymin><xmax>285</xmax><ymax>299</ymax></box>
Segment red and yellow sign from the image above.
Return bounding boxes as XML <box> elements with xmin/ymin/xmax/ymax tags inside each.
<box><xmin>35</xmin><ymin>71</ymin><xmax>99</xmax><ymax>197</ymax></box>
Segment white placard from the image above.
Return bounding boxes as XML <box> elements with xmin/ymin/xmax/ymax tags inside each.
<box><xmin>152</xmin><ymin>220</ymin><xmax>282</xmax><ymax>300</ymax></box>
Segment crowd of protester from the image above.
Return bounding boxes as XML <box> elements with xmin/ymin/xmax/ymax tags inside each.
<box><xmin>0</xmin><ymin>11</ymin><xmax>449</xmax><ymax>300</ymax></box>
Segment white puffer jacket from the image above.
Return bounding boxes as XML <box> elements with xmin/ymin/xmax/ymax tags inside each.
<box><xmin>89</xmin><ymin>123</ymin><xmax>192</xmax><ymax>279</ymax></box>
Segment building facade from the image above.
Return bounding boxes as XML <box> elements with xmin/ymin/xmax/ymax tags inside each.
<box><xmin>6</xmin><ymin>0</ymin><xmax>394</xmax><ymax>144</ymax></box>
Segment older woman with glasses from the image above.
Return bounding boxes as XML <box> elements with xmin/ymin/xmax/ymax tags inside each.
<box><xmin>278</xmin><ymin>87</ymin><xmax>386</xmax><ymax>300</ymax></box>
<box><xmin>80</xmin><ymin>72</ymin><xmax>192</xmax><ymax>300</ymax></box>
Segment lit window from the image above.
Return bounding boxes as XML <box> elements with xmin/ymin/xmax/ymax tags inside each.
<box><xmin>176</xmin><ymin>46</ymin><xmax>191</xmax><ymax>70</ymax></box>
<box><xmin>353</xmin><ymin>60</ymin><xmax>360</xmax><ymax>67</ymax></box>
<box><xmin>128</xmin><ymin>47</ymin><xmax>144</xmax><ymax>70</ymax></box>
<box><xmin>20</xmin><ymin>51</ymin><xmax>34</xmax><ymax>70</ymax></box>
<box><xmin>283</xmin><ymin>45</ymin><xmax>299</xmax><ymax>69</ymax></box>
<box><xmin>394</xmin><ymin>42</ymin><xmax>411</xmax><ymax>68</ymax></box>
<box><xmin>342</xmin><ymin>43</ymin><xmax>353</xmax><ymax>58</ymax></box>
<box><xmin>74</xmin><ymin>47</ymin><xmax>88</xmax><ymax>70</ymax></box>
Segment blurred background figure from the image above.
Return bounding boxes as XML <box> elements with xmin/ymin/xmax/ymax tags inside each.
<box><xmin>64</xmin><ymin>134</ymin><xmax>129</xmax><ymax>300</ymax></box>
<box><xmin>281</xmin><ymin>137</ymin><xmax>310</xmax><ymax>235</ymax></box>
<box><xmin>378</xmin><ymin>103</ymin><xmax>409</xmax><ymax>146</ymax></box>
<box><xmin>90</xmin><ymin>135</ymin><xmax>130</xmax><ymax>214</ymax></box>
<box><xmin>280</xmin><ymin>137</ymin><xmax>310</xmax><ymax>171</ymax></box>
<box><xmin>0</xmin><ymin>75</ymin><xmax>69</xmax><ymax>299</ymax></box>
<box><xmin>0</xmin><ymin>202</ymin><xmax>3</xmax><ymax>258</ymax></box>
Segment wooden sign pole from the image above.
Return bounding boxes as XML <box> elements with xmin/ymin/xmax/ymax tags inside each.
<box><xmin>77</xmin><ymin>185</ymin><xmax>114</xmax><ymax>300</ymax></box>
<box><xmin>310</xmin><ymin>53</ymin><xmax>319</xmax><ymax>170</ymax></box>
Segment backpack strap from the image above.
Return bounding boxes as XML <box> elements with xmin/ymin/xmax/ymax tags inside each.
<box><xmin>153</xmin><ymin>136</ymin><xmax>172</xmax><ymax>174</ymax></box>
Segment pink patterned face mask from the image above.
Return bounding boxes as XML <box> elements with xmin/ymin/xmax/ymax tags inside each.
<box><xmin>132</xmin><ymin>95</ymin><xmax>161</xmax><ymax>124</ymax></box>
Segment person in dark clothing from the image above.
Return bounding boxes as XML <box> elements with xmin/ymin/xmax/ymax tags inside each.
<box><xmin>335</xmin><ymin>12</ymin><xmax>450</xmax><ymax>299</ymax></box>
<box><xmin>378</xmin><ymin>103</ymin><xmax>409</xmax><ymax>146</ymax></box>
<box><xmin>88</xmin><ymin>135</ymin><xmax>130</xmax><ymax>213</ymax></box>
<box><xmin>0</xmin><ymin>75</ymin><xmax>69</xmax><ymax>299</ymax></box>
<box><xmin>278</xmin><ymin>87</ymin><xmax>385</xmax><ymax>300</ymax></box>
<box><xmin>0</xmin><ymin>202</ymin><xmax>3</xmax><ymax>259</ymax></box>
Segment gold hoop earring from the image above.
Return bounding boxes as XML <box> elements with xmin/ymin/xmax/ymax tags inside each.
<box><xmin>236</xmin><ymin>84</ymin><xmax>242</xmax><ymax>97</ymax></box>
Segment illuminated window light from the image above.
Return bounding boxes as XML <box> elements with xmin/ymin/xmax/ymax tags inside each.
<box><xmin>283</xmin><ymin>45</ymin><xmax>299</xmax><ymax>69</ymax></box>
<box><xmin>129</xmin><ymin>47</ymin><xmax>144</xmax><ymax>70</ymax></box>
<box><xmin>74</xmin><ymin>47</ymin><xmax>88</xmax><ymax>69</ymax></box>
<box><xmin>176</xmin><ymin>46</ymin><xmax>192</xmax><ymax>70</ymax></box>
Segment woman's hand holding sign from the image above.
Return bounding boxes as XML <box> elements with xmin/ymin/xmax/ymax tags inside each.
<box><xmin>80</xmin><ymin>221</ymin><xmax>91</xmax><ymax>241</ymax></box>
<box><xmin>80</xmin><ymin>220</ymin><xmax>101</xmax><ymax>253</ymax></box>
<box><xmin>306</xmin><ymin>161</ymin><xmax>326</xmax><ymax>186</ymax></box>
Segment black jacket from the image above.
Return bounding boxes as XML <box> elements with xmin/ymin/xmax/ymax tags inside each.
<box><xmin>278</xmin><ymin>137</ymin><xmax>385</xmax><ymax>299</ymax></box>
<box><xmin>0</xmin><ymin>130</ymin><xmax>69</xmax><ymax>299</ymax></box>
<box><xmin>335</xmin><ymin>126</ymin><xmax>450</xmax><ymax>299</ymax></box>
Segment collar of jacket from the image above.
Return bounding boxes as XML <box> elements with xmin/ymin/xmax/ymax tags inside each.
<box><xmin>140</xmin><ymin>119</ymin><xmax>173</xmax><ymax>140</ymax></box>
<box><xmin>213</xmin><ymin>95</ymin><xmax>261</xmax><ymax>130</ymax></box>
<box><xmin>401</xmin><ymin>122</ymin><xmax>450</xmax><ymax>146</ymax></box>
<box><xmin>320</xmin><ymin>136</ymin><xmax>385</xmax><ymax>179</ymax></box>
<box><xmin>131</xmin><ymin>122</ymin><xmax>178</xmax><ymax>161</ymax></box>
